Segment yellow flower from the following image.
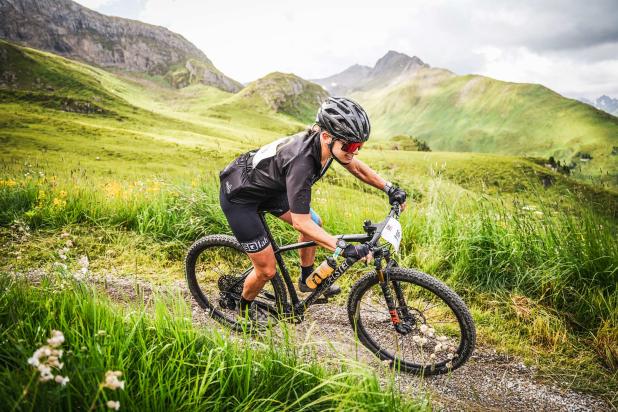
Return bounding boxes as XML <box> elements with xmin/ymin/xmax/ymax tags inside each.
<box><xmin>104</xmin><ymin>181</ymin><xmax>123</xmax><ymax>198</ymax></box>
<box><xmin>38</xmin><ymin>190</ymin><xmax>46</xmax><ymax>199</ymax></box>
<box><xmin>0</xmin><ymin>179</ymin><xmax>17</xmax><ymax>188</ymax></box>
<box><xmin>52</xmin><ymin>197</ymin><xmax>66</xmax><ymax>208</ymax></box>
<box><xmin>58</xmin><ymin>190</ymin><xmax>68</xmax><ymax>198</ymax></box>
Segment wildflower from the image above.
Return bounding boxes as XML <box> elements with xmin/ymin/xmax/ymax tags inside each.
<box><xmin>58</xmin><ymin>190</ymin><xmax>67</xmax><ymax>198</ymax></box>
<box><xmin>445</xmin><ymin>361</ymin><xmax>453</xmax><ymax>369</ymax></box>
<box><xmin>103</xmin><ymin>371</ymin><xmax>125</xmax><ymax>390</ymax></box>
<box><xmin>48</xmin><ymin>330</ymin><xmax>64</xmax><ymax>347</ymax></box>
<box><xmin>38</xmin><ymin>190</ymin><xmax>46</xmax><ymax>199</ymax></box>
<box><xmin>78</xmin><ymin>255</ymin><xmax>89</xmax><ymax>268</ymax></box>
<box><xmin>65</xmin><ymin>239</ymin><xmax>73</xmax><ymax>247</ymax></box>
<box><xmin>60</xmin><ymin>232</ymin><xmax>70</xmax><ymax>238</ymax></box>
<box><xmin>419</xmin><ymin>324</ymin><xmax>429</xmax><ymax>334</ymax></box>
<box><xmin>53</xmin><ymin>262</ymin><xmax>68</xmax><ymax>271</ymax></box>
<box><xmin>104</xmin><ymin>181</ymin><xmax>123</xmax><ymax>198</ymax></box>
<box><xmin>96</xmin><ymin>330</ymin><xmax>106</xmax><ymax>337</ymax></box>
<box><xmin>52</xmin><ymin>197</ymin><xmax>66</xmax><ymax>208</ymax></box>
<box><xmin>0</xmin><ymin>178</ymin><xmax>17</xmax><ymax>187</ymax></box>
<box><xmin>27</xmin><ymin>330</ymin><xmax>66</xmax><ymax>385</ymax></box>
<box><xmin>55</xmin><ymin>375</ymin><xmax>70</xmax><ymax>386</ymax></box>
<box><xmin>106</xmin><ymin>400</ymin><xmax>120</xmax><ymax>410</ymax></box>
<box><xmin>434</xmin><ymin>343</ymin><xmax>443</xmax><ymax>353</ymax></box>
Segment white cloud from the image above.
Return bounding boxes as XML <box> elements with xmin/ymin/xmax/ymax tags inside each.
<box><xmin>75</xmin><ymin>0</ymin><xmax>618</xmax><ymax>98</ymax></box>
<box><xmin>74</xmin><ymin>0</ymin><xmax>116</xmax><ymax>10</ymax></box>
<box><xmin>474</xmin><ymin>46</ymin><xmax>618</xmax><ymax>98</ymax></box>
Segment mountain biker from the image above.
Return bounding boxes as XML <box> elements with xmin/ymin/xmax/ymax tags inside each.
<box><xmin>218</xmin><ymin>97</ymin><xmax>407</xmax><ymax>322</ymax></box>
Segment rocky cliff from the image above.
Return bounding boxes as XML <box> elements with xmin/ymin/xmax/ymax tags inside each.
<box><xmin>0</xmin><ymin>0</ymin><xmax>242</xmax><ymax>92</ymax></box>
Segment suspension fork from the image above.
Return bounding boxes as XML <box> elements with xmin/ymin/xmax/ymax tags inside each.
<box><xmin>376</xmin><ymin>256</ymin><xmax>401</xmax><ymax>326</ymax></box>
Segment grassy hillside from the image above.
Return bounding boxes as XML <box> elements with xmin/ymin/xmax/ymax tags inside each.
<box><xmin>230</xmin><ymin>72</ymin><xmax>328</xmax><ymax>124</ymax></box>
<box><xmin>355</xmin><ymin>68</ymin><xmax>618</xmax><ymax>188</ymax></box>
<box><xmin>1</xmin><ymin>40</ymin><xmax>618</xmax><ymax>404</ymax></box>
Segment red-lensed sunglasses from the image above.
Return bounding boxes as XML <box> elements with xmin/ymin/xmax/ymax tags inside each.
<box><xmin>340</xmin><ymin>141</ymin><xmax>364</xmax><ymax>153</ymax></box>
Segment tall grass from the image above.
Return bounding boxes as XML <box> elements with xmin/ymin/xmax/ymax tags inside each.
<box><xmin>2</xmin><ymin>173</ymin><xmax>617</xmax><ymax>369</ymax></box>
<box><xmin>0</xmin><ymin>272</ymin><xmax>425</xmax><ymax>411</ymax></box>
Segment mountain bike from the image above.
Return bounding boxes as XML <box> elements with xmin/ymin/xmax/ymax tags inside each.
<box><xmin>185</xmin><ymin>203</ymin><xmax>476</xmax><ymax>375</ymax></box>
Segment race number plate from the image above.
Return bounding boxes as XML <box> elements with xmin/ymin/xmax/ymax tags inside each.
<box><xmin>381</xmin><ymin>217</ymin><xmax>402</xmax><ymax>252</ymax></box>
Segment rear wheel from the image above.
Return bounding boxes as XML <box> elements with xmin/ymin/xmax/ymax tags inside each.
<box><xmin>185</xmin><ymin>235</ymin><xmax>287</xmax><ymax>331</ymax></box>
<box><xmin>347</xmin><ymin>268</ymin><xmax>475</xmax><ymax>375</ymax></box>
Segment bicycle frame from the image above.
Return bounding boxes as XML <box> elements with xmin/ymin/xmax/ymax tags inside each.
<box><xmin>257</xmin><ymin>206</ymin><xmax>399</xmax><ymax>319</ymax></box>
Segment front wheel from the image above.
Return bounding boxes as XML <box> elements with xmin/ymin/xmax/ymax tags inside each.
<box><xmin>347</xmin><ymin>268</ymin><xmax>475</xmax><ymax>375</ymax></box>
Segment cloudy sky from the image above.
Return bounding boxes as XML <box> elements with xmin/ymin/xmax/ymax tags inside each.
<box><xmin>75</xmin><ymin>0</ymin><xmax>618</xmax><ymax>99</ymax></box>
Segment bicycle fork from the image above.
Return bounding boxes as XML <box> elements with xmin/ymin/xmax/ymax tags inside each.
<box><xmin>376</xmin><ymin>256</ymin><xmax>413</xmax><ymax>334</ymax></box>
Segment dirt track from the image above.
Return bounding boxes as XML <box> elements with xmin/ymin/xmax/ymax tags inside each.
<box><xmin>18</xmin><ymin>270</ymin><xmax>613</xmax><ymax>411</ymax></box>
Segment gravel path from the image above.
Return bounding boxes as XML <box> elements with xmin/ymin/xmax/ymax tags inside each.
<box><xmin>16</xmin><ymin>270</ymin><xmax>613</xmax><ymax>411</ymax></box>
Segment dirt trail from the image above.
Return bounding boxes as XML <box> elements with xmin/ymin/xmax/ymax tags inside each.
<box><xmin>19</xmin><ymin>270</ymin><xmax>613</xmax><ymax>411</ymax></box>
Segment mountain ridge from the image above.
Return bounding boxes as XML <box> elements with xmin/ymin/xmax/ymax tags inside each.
<box><xmin>312</xmin><ymin>50</ymin><xmax>430</xmax><ymax>94</ymax></box>
<box><xmin>0</xmin><ymin>0</ymin><xmax>242</xmax><ymax>92</ymax></box>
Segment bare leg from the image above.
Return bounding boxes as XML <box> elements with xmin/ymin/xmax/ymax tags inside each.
<box><xmin>277</xmin><ymin>211</ymin><xmax>317</xmax><ymax>267</ymax></box>
<box><xmin>242</xmin><ymin>244</ymin><xmax>277</xmax><ymax>300</ymax></box>
<box><xmin>299</xmin><ymin>232</ymin><xmax>316</xmax><ymax>267</ymax></box>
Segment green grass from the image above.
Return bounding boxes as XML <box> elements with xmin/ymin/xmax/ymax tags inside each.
<box><xmin>0</xmin><ymin>273</ymin><xmax>426</xmax><ymax>411</ymax></box>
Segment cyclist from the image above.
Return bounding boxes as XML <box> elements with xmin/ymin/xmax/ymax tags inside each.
<box><xmin>219</xmin><ymin>97</ymin><xmax>407</xmax><ymax>322</ymax></box>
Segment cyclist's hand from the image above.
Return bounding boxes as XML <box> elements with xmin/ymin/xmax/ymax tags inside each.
<box><xmin>343</xmin><ymin>243</ymin><xmax>371</xmax><ymax>260</ymax></box>
<box><xmin>387</xmin><ymin>186</ymin><xmax>407</xmax><ymax>206</ymax></box>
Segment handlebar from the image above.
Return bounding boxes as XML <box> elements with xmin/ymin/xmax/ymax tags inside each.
<box><xmin>367</xmin><ymin>202</ymin><xmax>401</xmax><ymax>248</ymax></box>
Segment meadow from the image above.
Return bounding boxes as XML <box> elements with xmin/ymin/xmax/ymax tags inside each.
<box><xmin>1</xmin><ymin>40</ymin><xmax>617</xmax><ymax>407</ymax></box>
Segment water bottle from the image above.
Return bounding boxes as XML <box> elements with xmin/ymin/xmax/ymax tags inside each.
<box><xmin>306</xmin><ymin>257</ymin><xmax>337</xmax><ymax>289</ymax></box>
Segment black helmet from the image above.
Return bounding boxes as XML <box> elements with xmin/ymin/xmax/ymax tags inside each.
<box><xmin>316</xmin><ymin>97</ymin><xmax>371</xmax><ymax>142</ymax></box>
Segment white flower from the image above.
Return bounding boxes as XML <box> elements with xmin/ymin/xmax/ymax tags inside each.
<box><xmin>419</xmin><ymin>324</ymin><xmax>428</xmax><ymax>334</ymax></box>
<box><xmin>47</xmin><ymin>330</ymin><xmax>65</xmax><ymax>347</ymax></box>
<box><xmin>77</xmin><ymin>255</ymin><xmax>89</xmax><ymax>269</ymax></box>
<box><xmin>106</xmin><ymin>400</ymin><xmax>120</xmax><ymax>410</ymax></box>
<box><xmin>437</xmin><ymin>335</ymin><xmax>448</xmax><ymax>342</ymax></box>
<box><xmin>55</xmin><ymin>375</ymin><xmax>70</xmax><ymax>386</ymax></box>
<box><xmin>103</xmin><ymin>371</ymin><xmax>125</xmax><ymax>390</ymax></box>
<box><xmin>65</xmin><ymin>239</ymin><xmax>74</xmax><ymax>247</ymax></box>
<box><xmin>434</xmin><ymin>343</ymin><xmax>443</xmax><ymax>353</ymax></box>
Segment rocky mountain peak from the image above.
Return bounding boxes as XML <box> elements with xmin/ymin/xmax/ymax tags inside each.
<box><xmin>0</xmin><ymin>0</ymin><xmax>242</xmax><ymax>92</ymax></box>
<box><xmin>373</xmin><ymin>50</ymin><xmax>426</xmax><ymax>73</ymax></box>
<box><xmin>312</xmin><ymin>50</ymin><xmax>430</xmax><ymax>94</ymax></box>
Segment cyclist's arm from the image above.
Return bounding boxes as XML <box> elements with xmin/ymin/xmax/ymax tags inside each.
<box><xmin>290</xmin><ymin>213</ymin><xmax>338</xmax><ymax>250</ymax></box>
<box><xmin>343</xmin><ymin>158</ymin><xmax>407</xmax><ymax>211</ymax></box>
<box><xmin>342</xmin><ymin>158</ymin><xmax>387</xmax><ymax>190</ymax></box>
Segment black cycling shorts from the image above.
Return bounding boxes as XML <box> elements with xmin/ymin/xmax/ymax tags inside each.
<box><xmin>219</xmin><ymin>185</ymin><xmax>321</xmax><ymax>254</ymax></box>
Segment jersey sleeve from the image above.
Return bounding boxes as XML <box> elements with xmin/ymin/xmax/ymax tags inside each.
<box><xmin>286</xmin><ymin>156</ymin><xmax>314</xmax><ymax>214</ymax></box>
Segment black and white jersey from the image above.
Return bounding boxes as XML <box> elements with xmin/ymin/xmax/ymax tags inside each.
<box><xmin>219</xmin><ymin>130</ymin><xmax>332</xmax><ymax>214</ymax></box>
